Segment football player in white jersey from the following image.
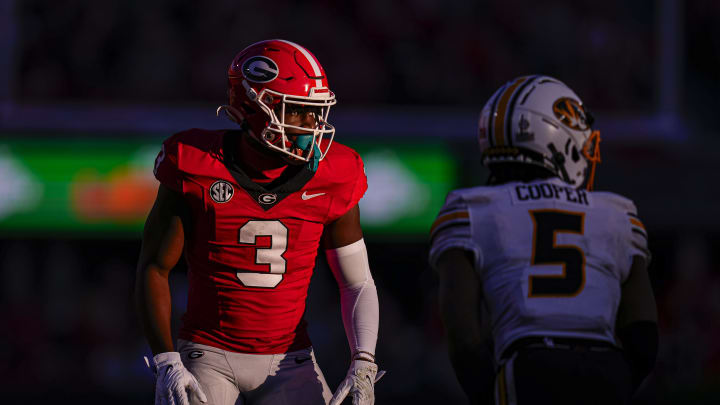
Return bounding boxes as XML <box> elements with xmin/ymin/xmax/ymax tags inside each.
<box><xmin>429</xmin><ymin>75</ymin><xmax>658</xmax><ymax>405</ymax></box>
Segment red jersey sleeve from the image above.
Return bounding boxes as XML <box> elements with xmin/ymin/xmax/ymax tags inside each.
<box><xmin>153</xmin><ymin>133</ymin><xmax>183</xmax><ymax>192</ymax></box>
<box><xmin>347</xmin><ymin>153</ymin><xmax>368</xmax><ymax>212</ymax></box>
<box><xmin>322</xmin><ymin>143</ymin><xmax>368</xmax><ymax>223</ymax></box>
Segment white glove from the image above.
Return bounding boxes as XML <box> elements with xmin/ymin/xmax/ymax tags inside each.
<box><xmin>151</xmin><ymin>352</ymin><xmax>207</xmax><ymax>405</ymax></box>
<box><xmin>329</xmin><ymin>359</ymin><xmax>385</xmax><ymax>405</ymax></box>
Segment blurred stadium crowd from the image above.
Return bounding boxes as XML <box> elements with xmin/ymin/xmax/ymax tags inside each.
<box><xmin>2</xmin><ymin>0</ymin><xmax>720</xmax><ymax>404</ymax></box>
<box><xmin>17</xmin><ymin>0</ymin><xmax>658</xmax><ymax>110</ymax></box>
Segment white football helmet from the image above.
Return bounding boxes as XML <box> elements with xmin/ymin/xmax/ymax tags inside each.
<box><xmin>478</xmin><ymin>75</ymin><xmax>601</xmax><ymax>189</ymax></box>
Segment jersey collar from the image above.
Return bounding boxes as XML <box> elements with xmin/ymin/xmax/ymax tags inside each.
<box><xmin>221</xmin><ymin>131</ymin><xmax>316</xmax><ymax>211</ymax></box>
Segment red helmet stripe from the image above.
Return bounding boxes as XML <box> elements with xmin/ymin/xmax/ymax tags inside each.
<box><xmin>276</xmin><ymin>39</ymin><xmax>323</xmax><ymax>89</ymax></box>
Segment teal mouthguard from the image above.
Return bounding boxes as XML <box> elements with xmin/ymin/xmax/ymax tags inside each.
<box><xmin>293</xmin><ymin>135</ymin><xmax>321</xmax><ymax>172</ymax></box>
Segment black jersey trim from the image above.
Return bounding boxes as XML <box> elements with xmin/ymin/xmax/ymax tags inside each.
<box><xmin>429</xmin><ymin>221</ymin><xmax>470</xmax><ymax>244</ymax></box>
<box><xmin>221</xmin><ymin>132</ymin><xmax>316</xmax><ymax>211</ymax></box>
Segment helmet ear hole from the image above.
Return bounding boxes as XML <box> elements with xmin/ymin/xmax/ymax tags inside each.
<box><xmin>571</xmin><ymin>146</ymin><xmax>580</xmax><ymax>162</ymax></box>
<box><xmin>240</xmin><ymin>102</ymin><xmax>256</xmax><ymax>115</ymax></box>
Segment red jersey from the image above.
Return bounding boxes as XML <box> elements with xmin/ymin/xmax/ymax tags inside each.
<box><xmin>153</xmin><ymin>129</ymin><xmax>367</xmax><ymax>354</ymax></box>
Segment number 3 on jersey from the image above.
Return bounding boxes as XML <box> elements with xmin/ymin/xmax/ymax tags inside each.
<box><xmin>529</xmin><ymin>210</ymin><xmax>586</xmax><ymax>297</ymax></box>
<box><xmin>237</xmin><ymin>220</ymin><xmax>288</xmax><ymax>288</ymax></box>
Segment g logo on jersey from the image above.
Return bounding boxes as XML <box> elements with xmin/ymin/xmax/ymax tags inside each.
<box><xmin>210</xmin><ymin>180</ymin><xmax>234</xmax><ymax>203</ymax></box>
<box><xmin>258</xmin><ymin>193</ymin><xmax>277</xmax><ymax>205</ymax></box>
<box><xmin>188</xmin><ymin>351</ymin><xmax>204</xmax><ymax>359</ymax></box>
<box><xmin>552</xmin><ymin>97</ymin><xmax>590</xmax><ymax>131</ymax></box>
<box><xmin>242</xmin><ymin>56</ymin><xmax>279</xmax><ymax>83</ymax></box>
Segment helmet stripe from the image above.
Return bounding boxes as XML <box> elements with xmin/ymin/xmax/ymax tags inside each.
<box><xmin>275</xmin><ymin>39</ymin><xmax>323</xmax><ymax>89</ymax></box>
<box><xmin>486</xmin><ymin>88</ymin><xmax>502</xmax><ymax>147</ymax></box>
<box><xmin>493</xmin><ymin>76</ymin><xmax>529</xmax><ymax>147</ymax></box>
<box><xmin>505</xmin><ymin>75</ymin><xmax>539</xmax><ymax>147</ymax></box>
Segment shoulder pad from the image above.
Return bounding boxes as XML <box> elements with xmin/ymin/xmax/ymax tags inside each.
<box><xmin>592</xmin><ymin>191</ymin><xmax>638</xmax><ymax>215</ymax></box>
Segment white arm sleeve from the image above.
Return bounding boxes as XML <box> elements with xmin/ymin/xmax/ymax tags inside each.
<box><xmin>325</xmin><ymin>238</ymin><xmax>379</xmax><ymax>358</ymax></box>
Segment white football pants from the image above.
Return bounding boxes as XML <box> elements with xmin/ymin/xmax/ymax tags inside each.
<box><xmin>177</xmin><ymin>339</ymin><xmax>333</xmax><ymax>405</ymax></box>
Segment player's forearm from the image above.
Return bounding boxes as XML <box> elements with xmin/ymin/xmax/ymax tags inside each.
<box><xmin>436</xmin><ymin>249</ymin><xmax>486</xmax><ymax>348</ymax></box>
<box><xmin>135</xmin><ymin>265</ymin><xmax>175</xmax><ymax>354</ymax></box>
<box><xmin>447</xmin><ymin>338</ymin><xmax>495</xmax><ymax>405</ymax></box>
<box><xmin>442</xmin><ymin>313</ymin><xmax>493</xmax><ymax>402</ymax></box>
<box><xmin>618</xmin><ymin>320</ymin><xmax>658</xmax><ymax>393</ymax></box>
<box><xmin>326</xmin><ymin>238</ymin><xmax>379</xmax><ymax>358</ymax></box>
<box><xmin>440</xmin><ymin>280</ymin><xmax>493</xmax><ymax>403</ymax></box>
<box><xmin>438</xmin><ymin>279</ymin><xmax>484</xmax><ymax>350</ymax></box>
<box><xmin>339</xmin><ymin>280</ymin><xmax>379</xmax><ymax>357</ymax></box>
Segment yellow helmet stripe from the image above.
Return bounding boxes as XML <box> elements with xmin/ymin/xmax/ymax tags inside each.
<box><xmin>629</xmin><ymin>218</ymin><xmax>645</xmax><ymax>230</ymax></box>
<box><xmin>493</xmin><ymin>76</ymin><xmax>529</xmax><ymax>147</ymax></box>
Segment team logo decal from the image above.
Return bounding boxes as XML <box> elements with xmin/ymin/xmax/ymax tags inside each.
<box><xmin>517</xmin><ymin>114</ymin><xmax>534</xmax><ymax>141</ymax></box>
<box><xmin>210</xmin><ymin>180</ymin><xmax>234</xmax><ymax>203</ymax></box>
<box><xmin>552</xmin><ymin>97</ymin><xmax>590</xmax><ymax>131</ymax></box>
<box><xmin>188</xmin><ymin>351</ymin><xmax>204</xmax><ymax>359</ymax></box>
<box><xmin>242</xmin><ymin>56</ymin><xmax>279</xmax><ymax>83</ymax></box>
<box><xmin>258</xmin><ymin>193</ymin><xmax>277</xmax><ymax>205</ymax></box>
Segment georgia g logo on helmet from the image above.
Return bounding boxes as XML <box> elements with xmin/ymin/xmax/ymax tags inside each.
<box><xmin>552</xmin><ymin>97</ymin><xmax>590</xmax><ymax>131</ymax></box>
<box><xmin>242</xmin><ymin>56</ymin><xmax>279</xmax><ymax>83</ymax></box>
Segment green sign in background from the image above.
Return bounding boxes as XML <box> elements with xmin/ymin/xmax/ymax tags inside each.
<box><xmin>348</xmin><ymin>141</ymin><xmax>456</xmax><ymax>238</ymax></box>
<box><xmin>0</xmin><ymin>136</ymin><xmax>457</xmax><ymax>238</ymax></box>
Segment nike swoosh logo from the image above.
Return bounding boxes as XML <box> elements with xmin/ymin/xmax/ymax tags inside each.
<box><xmin>301</xmin><ymin>191</ymin><xmax>326</xmax><ymax>200</ymax></box>
<box><xmin>294</xmin><ymin>356</ymin><xmax>312</xmax><ymax>364</ymax></box>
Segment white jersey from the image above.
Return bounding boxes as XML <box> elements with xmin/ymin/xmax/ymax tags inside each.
<box><xmin>429</xmin><ymin>177</ymin><xmax>650</xmax><ymax>363</ymax></box>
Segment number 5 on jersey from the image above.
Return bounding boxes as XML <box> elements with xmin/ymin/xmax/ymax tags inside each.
<box><xmin>529</xmin><ymin>210</ymin><xmax>586</xmax><ymax>298</ymax></box>
<box><xmin>237</xmin><ymin>220</ymin><xmax>288</xmax><ymax>288</ymax></box>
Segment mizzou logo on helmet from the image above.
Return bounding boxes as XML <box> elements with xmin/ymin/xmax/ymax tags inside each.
<box><xmin>552</xmin><ymin>97</ymin><xmax>590</xmax><ymax>131</ymax></box>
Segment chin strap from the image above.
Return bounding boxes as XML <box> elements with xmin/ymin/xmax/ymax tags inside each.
<box><xmin>216</xmin><ymin>104</ymin><xmax>243</xmax><ymax>124</ymax></box>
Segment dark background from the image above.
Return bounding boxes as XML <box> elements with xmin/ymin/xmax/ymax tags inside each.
<box><xmin>1</xmin><ymin>0</ymin><xmax>720</xmax><ymax>404</ymax></box>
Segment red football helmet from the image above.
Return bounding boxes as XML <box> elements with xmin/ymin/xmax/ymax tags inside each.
<box><xmin>217</xmin><ymin>39</ymin><xmax>336</xmax><ymax>166</ymax></box>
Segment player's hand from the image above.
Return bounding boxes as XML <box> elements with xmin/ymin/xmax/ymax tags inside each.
<box><xmin>329</xmin><ymin>359</ymin><xmax>385</xmax><ymax>405</ymax></box>
<box><xmin>152</xmin><ymin>351</ymin><xmax>207</xmax><ymax>405</ymax></box>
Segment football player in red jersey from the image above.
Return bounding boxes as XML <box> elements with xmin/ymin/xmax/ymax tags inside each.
<box><xmin>135</xmin><ymin>39</ymin><xmax>382</xmax><ymax>405</ymax></box>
